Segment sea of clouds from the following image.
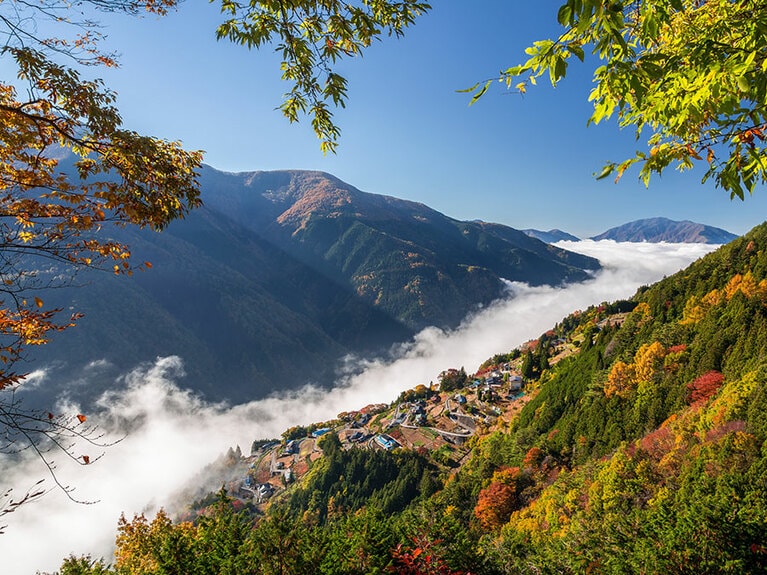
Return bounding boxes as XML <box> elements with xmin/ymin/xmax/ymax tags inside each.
<box><xmin>0</xmin><ymin>240</ymin><xmax>718</xmax><ymax>574</ymax></box>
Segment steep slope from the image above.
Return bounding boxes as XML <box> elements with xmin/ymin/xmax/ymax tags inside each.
<box><xmin>430</xmin><ymin>222</ymin><xmax>767</xmax><ymax>572</ymax></box>
<box><xmin>31</xmin><ymin>206</ymin><xmax>412</xmax><ymax>403</ymax></box>
<box><xmin>199</xmin><ymin>168</ymin><xmax>601</xmax><ymax>329</ymax></box>
<box><xmin>49</xmin><ymin>224</ymin><xmax>767</xmax><ymax>575</ymax></box>
<box><xmin>591</xmin><ymin>216</ymin><xmax>738</xmax><ymax>243</ymax></box>
<box><xmin>88</xmin><ymin>224</ymin><xmax>767</xmax><ymax>575</ymax></box>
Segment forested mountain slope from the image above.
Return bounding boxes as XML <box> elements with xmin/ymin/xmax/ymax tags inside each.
<box><xmin>32</xmin><ymin>205</ymin><xmax>412</xmax><ymax>403</ymax></box>
<box><xmin>199</xmin><ymin>168</ymin><xmax>600</xmax><ymax>330</ymax></box>
<box><xmin>29</xmin><ymin>166</ymin><xmax>599</xmax><ymax>404</ymax></box>
<box><xmin>57</xmin><ymin>225</ymin><xmax>767</xmax><ymax>574</ymax></box>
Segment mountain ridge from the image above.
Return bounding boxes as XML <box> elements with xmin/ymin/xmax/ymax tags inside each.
<box><xmin>197</xmin><ymin>168</ymin><xmax>601</xmax><ymax>330</ymax></box>
<box><xmin>28</xmin><ymin>166</ymin><xmax>600</xmax><ymax>404</ymax></box>
<box><xmin>523</xmin><ymin>217</ymin><xmax>738</xmax><ymax>244</ymax></box>
<box><xmin>522</xmin><ymin>228</ymin><xmax>581</xmax><ymax>243</ymax></box>
<box><xmin>590</xmin><ymin>216</ymin><xmax>738</xmax><ymax>243</ymax></box>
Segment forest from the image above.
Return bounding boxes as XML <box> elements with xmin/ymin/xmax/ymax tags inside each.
<box><xmin>50</xmin><ymin>225</ymin><xmax>767</xmax><ymax>575</ymax></box>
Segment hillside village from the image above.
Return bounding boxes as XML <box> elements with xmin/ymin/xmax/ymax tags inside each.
<box><xmin>185</xmin><ymin>331</ymin><xmax>589</xmax><ymax>517</ymax></box>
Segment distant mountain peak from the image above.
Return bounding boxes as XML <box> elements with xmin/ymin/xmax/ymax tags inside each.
<box><xmin>275</xmin><ymin>178</ymin><xmax>354</xmax><ymax>226</ymax></box>
<box><xmin>522</xmin><ymin>229</ymin><xmax>581</xmax><ymax>244</ymax></box>
<box><xmin>590</xmin><ymin>217</ymin><xmax>738</xmax><ymax>244</ymax></box>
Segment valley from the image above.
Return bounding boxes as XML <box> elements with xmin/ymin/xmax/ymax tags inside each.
<box><xmin>2</xmin><ymin>2</ymin><xmax>766</xmax><ymax>574</ymax></box>
<box><xmin>27</xmin><ymin>167</ymin><xmax>601</xmax><ymax>405</ymax></box>
<box><xmin>151</xmin><ymin>224</ymin><xmax>767</xmax><ymax>574</ymax></box>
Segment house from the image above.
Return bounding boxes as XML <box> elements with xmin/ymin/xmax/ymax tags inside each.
<box><xmin>375</xmin><ymin>434</ymin><xmax>399</xmax><ymax>451</ymax></box>
<box><xmin>485</xmin><ymin>373</ymin><xmax>502</xmax><ymax>386</ymax></box>
<box><xmin>283</xmin><ymin>439</ymin><xmax>298</xmax><ymax>456</ymax></box>
<box><xmin>256</xmin><ymin>483</ymin><xmax>275</xmax><ymax>503</ymax></box>
<box><xmin>349</xmin><ymin>431</ymin><xmax>365</xmax><ymax>442</ymax></box>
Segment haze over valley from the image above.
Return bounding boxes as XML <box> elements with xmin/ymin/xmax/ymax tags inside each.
<box><xmin>28</xmin><ymin>167</ymin><xmax>601</xmax><ymax>405</ymax></box>
<box><xmin>3</xmin><ymin>235</ymin><xmax>717</xmax><ymax>573</ymax></box>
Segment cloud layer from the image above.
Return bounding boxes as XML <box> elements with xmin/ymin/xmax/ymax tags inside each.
<box><xmin>0</xmin><ymin>241</ymin><xmax>718</xmax><ymax>574</ymax></box>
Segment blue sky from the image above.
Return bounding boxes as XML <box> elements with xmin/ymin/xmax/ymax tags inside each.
<box><xmin>90</xmin><ymin>1</ymin><xmax>767</xmax><ymax>237</ymax></box>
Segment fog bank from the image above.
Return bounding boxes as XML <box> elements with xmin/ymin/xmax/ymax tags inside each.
<box><xmin>0</xmin><ymin>241</ymin><xmax>717</xmax><ymax>574</ymax></box>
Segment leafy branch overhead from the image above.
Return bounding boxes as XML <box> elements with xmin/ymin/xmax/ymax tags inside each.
<box><xmin>468</xmin><ymin>0</ymin><xmax>767</xmax><ymax>199</ymax></box>
<box><xmin>0</xmin><ymin>37</ymin><xmax>202</xmax><ymax>387</ymax></box>
<box><xmin>216</xmin><ymin>0</ymin><xmax>431</xmax><ymax>154</ymax></box>
<box><xmin>0</xmin><ymin>0</ymin><xmax>202</xmax><ymax>510</ymax></box>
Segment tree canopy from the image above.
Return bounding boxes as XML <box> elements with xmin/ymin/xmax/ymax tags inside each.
<box><xmin>467</xmin><ymin>0</ymin><xmax>767</xmax><ymax>198</ymax></box>
<box><xmin>216</xmin><ymin>0</ymin><xmax>431</xmax><ymax>153</ymax></box>
<box><xmin>0</xmin><ymin>0</ymin><xmax>203</xmax><ymax>385</ymax></box>
<box><xmin>0</xmin><ymin>0</ymin><xmax>202</xmax><ymax>517</ymax></box>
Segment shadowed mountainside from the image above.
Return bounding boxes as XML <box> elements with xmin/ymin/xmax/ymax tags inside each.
<box><xmin>27</xmin><ymin>167</ymin><xmax>600</xmax><ymax>404</ymax></box>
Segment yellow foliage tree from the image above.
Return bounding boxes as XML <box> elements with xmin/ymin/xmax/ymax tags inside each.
<box><xmin>701</xmin><ymin>288</ymin><xmax>723</xmax><ymax>308</ymax></box>
<box><xmin>605</xmin><ymin>342</ymin><xmax>667</xmax><ymax>399</ymax></box>
<box><xmin>604</xmin><ymin>360</ymin><xmax>637</xmax><ymax>399</ymax></box>
<box><xmin>633</xmin><ymin>342</ymin><xmax>666</xmax><ymax>384</ymax></box>
<box><xmin>633</xmin><ymin>302</ymin><xmax>651</xmax><ymax>318</ymax></box>
<box><xmin>680</xmin><ymin>295</ymin><xmax>706</xmax><ymax>325</ymax></box>
<box><xmin>725</xmin><ymin>271</ymin><xmax>759</xmax><ymax>300</ymax></box>
<box><xmin>115</xmin><ymin>510</ymin><xmax>199</xmax><ymax>574</ymax></box>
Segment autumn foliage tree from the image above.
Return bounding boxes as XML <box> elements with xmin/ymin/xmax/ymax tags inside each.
<box><xmin>688</xmin><ymin>370</ymin><xmax>725</xmax><ymax>406</ymax></box>
<box><xmin>389</xmin><ymin>536</ymin><xmax>472</xmax><ymax>575</ymax></box>
<box><xmin>604</xmin><ymin>359</ymin><xmax>637</xmax><ymax>399</ymax></box>
<box><xmin>0</xmin><ymin>0</ymin><xmax>202</xmax><ymax>518</ymax></box>
<box><xmin>473</xmin><ymin>466</ymin><xmax>531</xmax><ymax>531</ymax></box>
<box><xmin>604</xmin><ymin>341</ymin><xmax>667</xmax><ymax>399</ymax></box>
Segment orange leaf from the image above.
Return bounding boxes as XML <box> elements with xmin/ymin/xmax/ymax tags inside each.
<box><xmin>34</xmin><ymin>297</ymin><xmax>44</xmax><ymax>308</ymax></box>
<box><xmin>76</xmin><ymin>414</ymin><xmax>87</xmax><ymax>423</ymax></box>
<box><xmin>82</xmin><ymin>455</ymin><xmax>90</xmax><ymax>464</ymax></box>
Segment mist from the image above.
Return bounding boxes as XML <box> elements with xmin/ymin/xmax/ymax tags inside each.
<box><xmin>0</xmin><ymin>241</ymin><xmax>717</xmax><ymax>574</ymax></box>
